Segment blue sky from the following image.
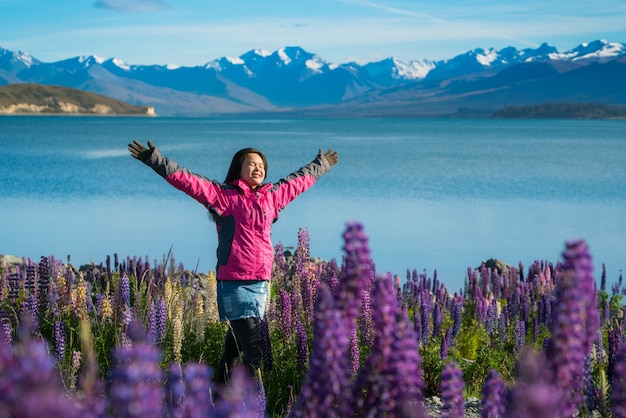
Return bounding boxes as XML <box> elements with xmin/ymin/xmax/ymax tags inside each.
<box><xmin>2</xmin><ymin>0</ymin><xmax>626</xmax><ymax>66</ymax></box>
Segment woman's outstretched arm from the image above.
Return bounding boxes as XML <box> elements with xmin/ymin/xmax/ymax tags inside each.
<box><xmin>269</xmin><ymin>148</ymin><xmax>339</xmax><ymax>214</ymax></box>
<box><xmin>127</xmin><ymin>140</ymin><xmax>229</xmax><ymax>215</ymax></box>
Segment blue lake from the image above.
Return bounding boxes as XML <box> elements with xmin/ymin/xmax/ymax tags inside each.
<box><xmin>1</xmin><ymin>116</ymin><xmax>625</xmax><ymax>291</ymax></box>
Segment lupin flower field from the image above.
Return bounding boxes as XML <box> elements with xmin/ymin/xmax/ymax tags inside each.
<box><xmin>1</xmin><ymin>221</ymin><xmax>626</xmax><ymax>417</ymax></box>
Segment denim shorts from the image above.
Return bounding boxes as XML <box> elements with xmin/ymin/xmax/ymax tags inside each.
<box><xmin>216</xmin><ymin>280</ymin><xmax>269</xmax><ymax>321</ymax></box>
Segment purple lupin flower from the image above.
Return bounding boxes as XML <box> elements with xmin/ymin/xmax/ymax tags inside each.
<box><xmin>390</xmin><ymin>312</ymin><xmax>425</xmax><ymax>417</ymax></box>
<box><xmin>8</xmin><ymin>272</ymin><xmax>19</xmax><ymax>302</ymax></box>
<box><xmin>359</xmin><ymin>288</ymin><xmax>375</xmax><ymax>347</ymax></box>
<box><xmin>182</xmin><ymin>362</ymin><xmax>213</xmax><ymax>417</ymax></box>
<box><xmin>519</xmin><ymin>284</ymin><xmax>529</xmax><ymax>324</ymax></box>
<box><xmin>278</xmin><ymin>288</ymin><xmax>293</xmax><ymax>341</ymax></box>
<box><xmin>440</xmin><ymin>326</ymin><xmax>452</xmax><ymax>361</ymax></box>
<box><xmin>479</xmin><ymin>265</ymin><xmax>490</xmax><ymax>298</ymax></box>
<box><xmin>165</xmin><ymin>362</ymin><xmax>185</xmax><ymax>418</ymax></box>
<box><xmin>272</xmin><ymin>242</ymin><xmax>289</xmax><ymax>286</ymax></box>
<box><xmin>147</xmin><ymin>301</ymin><xmax>158</xmax><ymax>343</ymax></box>
<box><xmin>505</xmin><ymin>349</ymin><xmax>560</xmax><ymax>418</ymax></box>
<box><xmin>2</xmin><ymin>320</ymin><xmax>11</xmax><ymax>344</ymax></box>
<box><xmin>491</xmin><ymin>269</ymin><xmax>501</xmax><ymax>300</ymax></box>
<box><xmin>608</xmin><ymin>327</ymin><xmax>624</xmax><ymax>383</ymax></box>
<box><xmin>37</xmin><ymin>256</ymin><xmax>51</xmax><ymax>313</ymax></box>
<box><xmin>257</xmin><ymin>378</ymin><xmax>267</xmax><ymax>417</ymax></box>
<box><xmin>498</xmin><ymin>305</ymin><xmax>508</xmax><ymax>345</ymax></box>
<box><xmin>300</xmin><ymin>268</ymin><xmax>315</xmax><ymax>324</ymax></box>
<box><xmin>593</xmin><ymin>330</ymin><xmax>606</xmax><ymax>363</ymax></box>
<box><xmin>441</xmin><ymin>361</ymin><xmax>465</xmax><ymax>418</ymax></box>
<box><xmin>420</xmin><ymin>289</ymin><xmax>432</xmax><ymax>346</ymax></box>
<box><xmin>413</xmin><ymin>307</ymin><xmax>423</xmax><ymax>344</ymax></box>
<box><xmin>289</xmin><ymin>284</ymin><xmax>350</xmax><ymax>417</ymax></box>
<box><xmin>602</xmin><ymin>299</ymin><xmax>611</xmax><ymax>326</ymax></box>
<box><xmin>436</xmin><ymin>282</ymin><xmax>447</xmax><ymax>306</ymax></box>
<box><xmin>335</xmin><ymin>222</ymin><xmax>372</xmax><ymax>331</ymax></box>
<box><xmin>611</xmin><ymin>340</ymin><xmax>626</xmax><ymax>418</ymax></box>
<box><xmin>451</xmin><ymin>293</ymin><xmax>464</xmax><ymax>340</ymax></box>
<box><xmin>118</xmin><ymin>274</ymin><xmax>133</xmax><ymax>329</ymax></box>
<box><xmin>106</xmin><ymin>254</ymin><xmax>112</xmax><ymax>279</ymax></box>
<box><xmin>514</xmin><ymin>318</ymin><xmax>525</xmax><ymax>354</ymax></box>
<box><xmin>544</xmin><ymin>239</ymin><xmax>600</xmax><ymax>417</ymax></box>
<box><xmin>24</xmin><ymin>262</ymin><xmax>36</xmax><ymax>294</ymax></box>
<box><xmin>121</xmin><ymin>305</ymin><xmax>133</xmax><ymax>328</ymax></box>
<box><xmin>475</xmin><ymin>293</ymin><xmax>488</xmax><ymax>325</ymax></box>
<box><xmin>110</xmin><ymin>326</ymin><xmax>165</xmax><ymax>418</ymax></box>
<box><xmin>290</xmin><ymin>285</ymin><xmax>303</xmax><ymax>334</ymax></box>
<box><xmin>119</xmin><ymin>273</ymin><xmax>131</xmax><ymax>306</ymax></box>
<box><xmin>319</xmin><ymin>259</ymin><xmax>340</xmax><ymax>294</ymax></box>
<box><xmin>0</xmin><ymin>315</ymin><xmax>80</xmax><ymax>417</ymax></box>
<box><xmin>541</xmin><ymin>292</ymin><xmax>552</xmax><ymax>328</ymax></box>
<box><xmin>582</xmin><ymin>354</ymin><xmax>597</xmax><ymax>413</ymax></box>
<box><xmin>351</xmin><ymin>274</ymin><xmax>397</xmax><ymax>416</ymax></box>
<box><xmin>157</xmin><ymin>296</ymin><xmax>167</xmax><ymax>343</ymax></box>
<box><xmin>432</xmin><ymin>301</ymin><xmax>443</xmax><ymax>338</ymax></box>
<box><xmin>259</xmin><ymin>318</ymin><xmax>273</xmax><ymax>372</ymax></box>
<box><xmin>501</xmin><ymin>268</ymin><xmax>510</xmax><ymax>299</ymax></box>
<box><xmin>481</xmin><ymin>369</ymin><xmax>505</xmax><ymax>418</ymax></box>
<box><xmin>20</xmin><ymin>293</ymin><xmax>39</xmax><ymax>332</ymax></box>
<box><xmin>485</xmin><ymin>299</ymin><xmax>498</xmax><ymax>337</ymax></box>
<box><xmin>295</xmin><ymin>318</ymin><xmax>309</xmax><ymax>372</ymax></box>
<box><xmin>212</xmin><ymin>366</ymin><xmax>264</xmax><ymax>417</ymax></box>
<box><xmin>349</xmin><ymin>327</ymin><xmax>360</xmax><ymax>376</ymax></box>
<box><xmin>135</xmin><ymin>257</ymin><xmax>147</xmax><ymax>284</ymax></box>
<box><xmin>54</xmin><ymin>320</ymin><xmax>66</xmax><ymax>363</ymax></box>
<box><xmin>351</xmin><ymin>273</ymin><xmax>424</xmax><ymax>417</ymax></box>
<box><xmin>293</xmin><ymin>227</ymin><xmax>311</xmax><ymax>281</ymax></box>
<box><xmin>508</xmin><ymin>285</ymin><xmax>520</xmax><ymax>320</ymax></box>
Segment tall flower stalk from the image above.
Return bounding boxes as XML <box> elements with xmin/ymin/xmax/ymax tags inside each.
<box><xmin>441</xmin><ymin>361</ymin><xmax>465</xmax><ymax>418</ymax></box>
<box><xmin>612</xmin><ymin>340</ymin><xmax>626</xmax><ymax>418</ymax></box>
<box><xmin>544</xmin><ymin>239</ymin><xmax>600</xmax><ymax>417</ymax></box>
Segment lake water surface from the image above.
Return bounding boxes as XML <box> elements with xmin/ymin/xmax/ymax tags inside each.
<box><xmin>1</xmin><ymin>116</ymin><xmax>625</xmax><ymax>291</ymax></box>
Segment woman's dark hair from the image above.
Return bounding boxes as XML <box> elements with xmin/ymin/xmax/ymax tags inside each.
<box><xmin>209</xmin><ymin>148</ymin><xmax>268</xmax><ymax>223</ymax></box>
<box><xmin>224</xmin><ymin>148</ymin><xmax>268</xmax><ymax>184</ymax></box>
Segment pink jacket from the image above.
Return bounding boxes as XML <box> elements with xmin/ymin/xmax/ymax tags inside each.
<box><xmin>144</xmin><ymin>147</ymin><xmax>332</xmax><ymax>281</ymax></box>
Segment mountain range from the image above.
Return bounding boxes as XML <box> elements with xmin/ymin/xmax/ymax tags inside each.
<box><xmin>1</xmin><ymin>40</ymin><xmax>625</xmax><ymax>117</ymax></box>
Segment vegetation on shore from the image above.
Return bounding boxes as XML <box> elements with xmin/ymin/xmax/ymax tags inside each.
<box><xmin>492</xmin><ymin>102</ymin><xmax>626</xmax><ymax>119</ymax></box>
<box><xmin>0</xmin><ymin>83</ymin><xmax>154</xmax><ymax>115</ymax></box>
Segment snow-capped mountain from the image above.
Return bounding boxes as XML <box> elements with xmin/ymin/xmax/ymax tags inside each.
<box><xmin>362</xmin><ymin>57</ymin><xmax>435</xmax><ymax>85</ymax></box>
<box><xmin>548</xmin><ymin>39</ymin><xmax>626</xmax><ymax>61</ymax></box>
<box><xmin>1</xmin><ymin>40</ymin><xmax>624</xmax><ymax>116</ymax></box>
<box><xmin>0</xmin><ymin>48</ymin><xmax>40</xmax><ymax>83</ymax></box>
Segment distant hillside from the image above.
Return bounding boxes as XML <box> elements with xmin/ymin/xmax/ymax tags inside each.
<box><xmin>0</xmin><ymin>84</ymin><xmax>155</xmax><ymax>115</ymax></box>
<box><xmin>492</xmin><ymin>102</ymin><xmax>626</xmax><ymax>119</ymax></box>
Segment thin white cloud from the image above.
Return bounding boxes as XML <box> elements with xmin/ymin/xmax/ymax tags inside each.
<box><xmin>341</xmin><ymin>0</ymin><xmax>539</xmax><ymax>48</ymax></box>
<box><xmin>93</xmin><ymin>0</ymin><xmax>168</xmax><ymax>12</ymax></box>
<box><xmin>342</xmin><ymin>0</ymin><xmax>448</xmax><ymax>23</ymax></box>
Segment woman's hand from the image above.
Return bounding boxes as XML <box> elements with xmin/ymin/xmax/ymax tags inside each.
<box><xmin>128</xmin><ymin>140</ymin><xmax>155</xmax><ymax>162</ymax></box>
<box><xmin>318</xmin><ymin>148</ymin><xmax>339</xmax><ymax>167</ymax></box>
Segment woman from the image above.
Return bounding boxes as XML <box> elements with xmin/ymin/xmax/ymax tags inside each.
<box><xmin>128</xmin><ymin>140</ymin><xmax>338</xmax><ymax>384</ymax></box>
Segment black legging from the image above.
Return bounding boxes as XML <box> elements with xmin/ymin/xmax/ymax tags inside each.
<box><xmin>215</xmin><ymin>317</ymin><xmax>261</xmax><ymax>384</ymax></box>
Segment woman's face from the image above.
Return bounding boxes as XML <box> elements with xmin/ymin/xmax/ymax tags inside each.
<box><xmin>240</xmin><ymin>153</ymin><xmax>266</xmax><ymax>188</ymax></box>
